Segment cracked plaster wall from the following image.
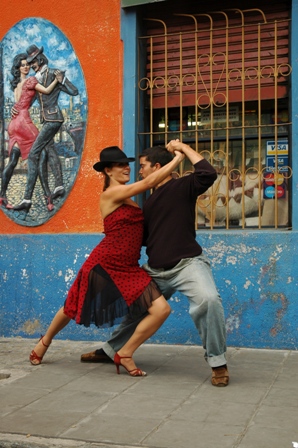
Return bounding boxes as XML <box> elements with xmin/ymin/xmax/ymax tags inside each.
<box><xmin>0</xmin><ymin>232</ymin><xmax>297</xmax><ymax>349</ymax></box>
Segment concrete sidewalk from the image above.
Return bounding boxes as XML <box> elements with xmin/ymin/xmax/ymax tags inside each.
<box><xmin>0</xmin><ymin>337</ymin><xmax>297</xmax><ymax>448</ymax></box>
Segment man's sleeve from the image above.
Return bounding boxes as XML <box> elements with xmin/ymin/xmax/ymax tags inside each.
<box><xmin>60</xmin><ymin>78</ymin><xmax>78</xmax><ymax>96</ymax></box>
<box><xmin>192</xmin><ymin>159</ymin><xmax>217</xmax><ymax>194</ymax></box>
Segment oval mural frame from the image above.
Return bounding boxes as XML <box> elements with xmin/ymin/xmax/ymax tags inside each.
<box><xmin>0</xmin><ymin>17</ymin><xmax>87</xmax><ymax>227</ymax></box>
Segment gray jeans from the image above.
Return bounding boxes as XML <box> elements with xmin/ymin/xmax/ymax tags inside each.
<box><xmin>103</xmin><ymin>254</ymin><xmax>227</xmax><ymax>367</ymax></box>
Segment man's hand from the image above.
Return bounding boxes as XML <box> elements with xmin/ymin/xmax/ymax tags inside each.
<box><xmin>166</xmin><ymin>139</ymin><xmax>184</xmax><ymax>154</ymax></box>
<box><xmin>11</xmin><ymin>106</ymin><xmax>19</xmax><ymax>118</ymax></box>
<box><xmin>167</xmin><ymin>139</ymin><xmax>205</xmax><ymax>165</ymax></box>
<box><xmin>54</xmin><ymin>70</ymin><xmax>65</xmax><ymax>83</ymax></box>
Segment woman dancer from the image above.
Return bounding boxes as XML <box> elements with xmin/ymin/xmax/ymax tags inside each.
<box><xmin>29</xmin><ymin>145</ymin><xmax>184</xmax><ymax>376</ymax></box>
<box><xmin>0</xmin><ymin>53</ymin><xmax>61</xmax><ymax>210</ymax></box>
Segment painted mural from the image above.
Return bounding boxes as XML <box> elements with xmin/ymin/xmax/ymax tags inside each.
<box><xmin>0</xmin><ymin>18</ymin><xmax>87</xmax><ymax>227</ymax></box>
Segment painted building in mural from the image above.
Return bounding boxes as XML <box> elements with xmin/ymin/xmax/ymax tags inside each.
<box><xmin>0</xmin><ymin>0</ymin><xmax>297</xmax><ymax>350</ymax></box>
<box><xmin>0</xmin><ymin>19</ymin><xmax>87</xmax><ymax>226</ymax></box>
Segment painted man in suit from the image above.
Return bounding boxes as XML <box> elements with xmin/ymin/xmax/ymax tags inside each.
<box><xmin>14</xmin><ymin>45</ymin><xmax>78</xmax><ymax>212</ymax></box>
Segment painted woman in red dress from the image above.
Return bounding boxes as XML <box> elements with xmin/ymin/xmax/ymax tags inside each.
<box><xmin>0</xmin><ymin>53</ymin><xmax>61</xmax><ymax>210</ymax></box>
<box><xmin>29</xmin><ymin>146</ymin><xmax>184</xmax><ymax>376</ymax></box>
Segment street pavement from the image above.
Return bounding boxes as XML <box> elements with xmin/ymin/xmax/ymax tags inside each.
<box><xmin>0</xmin><ymin>337</ymin><xmax>297</xmax><ymax>448</ymax></box>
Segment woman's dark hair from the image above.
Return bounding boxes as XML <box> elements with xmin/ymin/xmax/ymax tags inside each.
<box><xmin>10</xmin><ymin>53</ymin><xmax>28</xmax><ymax>91</ymax></box>
<box><xmin>102</xmin><ymin>163</ymin><xmax>113</xmax><ymax>191</ymax></box>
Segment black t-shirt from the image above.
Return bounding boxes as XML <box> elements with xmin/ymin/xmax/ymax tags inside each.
<box><xmin>143</xmin><ymin>159</ymin><xmax>217</xmax><ymax>269</ymax></box>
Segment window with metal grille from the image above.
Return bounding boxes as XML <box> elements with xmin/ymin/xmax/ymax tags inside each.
<box><xmin>137</xmin><ymin>1</ymin><xmax>292</xmax><ymax>229</ymax></box>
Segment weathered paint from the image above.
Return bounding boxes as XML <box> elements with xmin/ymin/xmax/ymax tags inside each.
<box><xmin>0</xmin><ymin>232</ymin><xmax>297</xmax><ymax>349</ymax></box>
<box><xmin>0</xmin><ymin>0</ymin><xmax>298</xmax><ymax>351</ymax></box>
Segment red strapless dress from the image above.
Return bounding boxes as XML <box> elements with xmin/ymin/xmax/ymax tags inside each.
<box><xmin>8</xmin><ymin>77</ymin><xmax>39</xmax><ymax>159</ymax></box>
<box><xmin>64</xmin><ymin>204</ymin><xmax>160</xmax><ymax>327</ymax></box>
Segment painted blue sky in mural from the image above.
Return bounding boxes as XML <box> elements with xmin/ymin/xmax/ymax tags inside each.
<box><xmin>2</xmin><ymin>17</ymin><xmax>86</xmax><ymax>114</ymax></box>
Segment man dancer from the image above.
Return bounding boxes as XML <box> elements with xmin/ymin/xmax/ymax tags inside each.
<box><xmin>14</xmin><ymin>45</ymin><xmax>78</xmax><ymax>211</ymax></box>
<box><xmin>82</xmin><ymin>140</ymin><xmax>229</xmax><ymax>387</ymax></box>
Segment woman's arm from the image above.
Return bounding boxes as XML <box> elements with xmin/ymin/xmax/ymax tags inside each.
<box><xmin>102</xmin><ymin>151</ymin><xmax>184</xmax><ymax>205</ymax></box>
<box><xmin>35</xmin><ymin>70</ymin><xmax>61</xmax><ymax>94</ymax></box>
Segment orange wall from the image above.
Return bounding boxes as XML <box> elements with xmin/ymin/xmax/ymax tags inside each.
<box><xmin>0</xmin><ymin>0</ymin><xmax>122</xmax><ymax>234</ymax></box>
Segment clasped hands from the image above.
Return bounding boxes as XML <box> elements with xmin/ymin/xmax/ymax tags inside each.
<box><xmin>167</xmin><ymin>139</ymin><xmax>186</xmax><ymax>162</ymax></box>
<box><xmin>54</xmin><ymin>69</ymin><xmax>64</xmax><ymax>84</ymax></box>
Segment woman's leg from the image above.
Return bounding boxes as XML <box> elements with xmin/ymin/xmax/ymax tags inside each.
<box><xmin>0</xmin><ymin>146</ymin><xmax>20</xmax><ymax>198</ymax></box>
<box><xmin>116</xmin><ymin>296</ymin><xmax>171</xmax><ymax>373</ymax></box>
<box><xmin>30</xmin><ymin>307</ymin><xmax>71</xmax><ymax>365</ymax></box>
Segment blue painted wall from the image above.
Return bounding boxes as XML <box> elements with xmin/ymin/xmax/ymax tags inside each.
<box><xmin>1</xmin><ymin>1</ymin><xmax>298</xmax><ymax>351</ymax></box>
<box><xmin>0</xmin><ymin>232</ymin><xmax>297</xmax><ymax>349</ymax></box>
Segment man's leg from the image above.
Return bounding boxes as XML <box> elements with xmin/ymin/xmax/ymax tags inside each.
<box><xmin>144</xmin><ymin>256</ymin><xmax>229</xmax><ymax>386</ymax></box>
<box><xmin>46</xmin><ymin>141</ymin><xmax>64</xmax><ymax>195</ymax></box>
<box><xmin>102</xmin><ymin>312</ymin><xmax>147</xmax><ymax>358</ymax></box>
<box><xmin>38</xmin><ymin>148</ymin><xmax>54</xmax><ymax>212</ymax></box>
<box><xmin>25</xmin><ymin>123</ymin><xmax>61</xmax><ymax>200</ymax></box>
<box><xmin>81</xmin><ymin>312</ymin><xmax>148</xmax><ymax>362</ymax></box>
<box><xmin>14</xmin><ymin>122</ymin><xmax>61</xmax><ymax>210</ymax></box>
<box><xmin>38</xmin><ymin>148</ymin><xmax>51</xmax><ymax>197</ymax></box>
<box><xmin>81</xmin><ymin>280</ymin><xmax>175</xmax><ymax>363</ymax></box>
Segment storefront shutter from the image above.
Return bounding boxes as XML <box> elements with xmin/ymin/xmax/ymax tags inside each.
<box><xmin>142</xmin><ymin>1</ymin><xmax>290</xmax><ymax>108</ymax></box>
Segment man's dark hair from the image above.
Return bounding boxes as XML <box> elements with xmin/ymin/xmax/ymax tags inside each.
<box><xmin>139</xmin><ymin>146</ymin><xmax>173</xmax><ymax>167</ymax></box>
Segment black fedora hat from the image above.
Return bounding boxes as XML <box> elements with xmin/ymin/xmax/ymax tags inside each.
<box><xmin>26</xmin><ymin>45</ymin><xmax>44</xmax><ymax>63</ymax></box>
<box><xmin>93</xmin><ymin>146</ymin><xmax>135</xmax><ymax>172</ymax></box>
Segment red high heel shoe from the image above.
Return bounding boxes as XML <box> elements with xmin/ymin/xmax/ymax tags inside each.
<box><xmin>29</xmin><ymin>335</ymin><xmax>51</xmax><ymax>366</ymax></box>
<box><xmin>45</xmin><ymin>196</ymin><xmax>54</xmax><ymax>212</ymax></box>
<box><xmin>114</xmin><ymin>352</ymin><xmax>147</xmax><ymax>377</ymax></box>
<box><xmin>0</xmin><ymin>197</ymin><xmax>13</xmax><ymax>209</ymax></box>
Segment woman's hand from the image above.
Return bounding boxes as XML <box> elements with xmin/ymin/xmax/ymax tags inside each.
<box><xmin>167</xmin><ymin>139</ymin><xmax>204</xmax><ymax>165</ymax></box>
<box><xmin>166</xmin><ymin>139</ymin><xmax>184</xmax><ymax>154</ymax></box>
<box><xmin>174</xmin><ymin>150</ymin><xmax>185</xmax><ymax>162</ymax></box>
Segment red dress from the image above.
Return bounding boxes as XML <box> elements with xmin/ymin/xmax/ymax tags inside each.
<box><xmin>64</xmin><ymin>204</ymin><xmax>161</xmax><ymax>327</ymax></box>
<box><xmin>8</xmin><ymin>77</ymin><xmax>39</xmax><ymax>159</ymax></box>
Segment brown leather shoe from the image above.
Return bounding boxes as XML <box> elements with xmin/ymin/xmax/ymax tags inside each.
<box><xmin>80</xmin><ymin>349</ymin><xmax>113</xmax><ymax>363</ymax></box>
<box><xmin>211</xmin><ymin>365</ymin><xmax>229</xmax><ymax>387</ymax></box>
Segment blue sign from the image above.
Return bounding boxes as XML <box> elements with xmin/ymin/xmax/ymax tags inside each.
<box><xmin>266</xmin><ymin>155</ymin><xmax>289</xmax><ymax>172</ymax></box>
